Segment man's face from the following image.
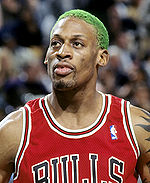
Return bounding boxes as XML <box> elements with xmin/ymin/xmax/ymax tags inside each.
<box><xmin>46</xmin><ymin>17</ymin><xmax>99</xmax><ymax>91</ymax></box>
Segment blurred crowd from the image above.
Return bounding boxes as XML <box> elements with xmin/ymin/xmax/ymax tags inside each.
<box><xmin>0</xmin><ymin>0</ymin><xmax>150</xmax><ymax>120</ymax></box>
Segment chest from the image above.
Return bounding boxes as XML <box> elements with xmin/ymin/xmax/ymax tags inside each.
<box><xmin>13</xmin><ymin>96</ymin><xmax>139</xmax><ymax>183</ymax></box>
<box><xmin>15</xmin><ymin>114</ymin><xmax>137</xmax><ymax>183</ymax></box>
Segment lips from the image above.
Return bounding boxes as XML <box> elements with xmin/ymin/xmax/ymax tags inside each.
<box><xmin>53</xmin><ymin>62</ymin><xmax>74</xmax><ymax>76</ymax></box>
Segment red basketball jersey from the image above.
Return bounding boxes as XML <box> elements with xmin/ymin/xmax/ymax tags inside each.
<box><xmin>13</xmin><ymin>93</ymin><xmax>140</xmax><ymax>183</ymax></box>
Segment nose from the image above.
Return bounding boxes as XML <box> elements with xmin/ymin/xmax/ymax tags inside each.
<box><xmin>56</xmin><ymin>44</ymin><xmax>72</xmax><ymax>60</ymax></box>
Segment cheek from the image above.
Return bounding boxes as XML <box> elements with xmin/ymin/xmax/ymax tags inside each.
<box><xmin>47</xmin><ymin>60</ymin><xmax>54</xmax><ymax>78</ymax></box>
<box><xmin>76</xmin><ymin>56</ymin><xmax>95</xmax><ymax>80</ymax></box>
<box><xmin>46</xmin><ymin>48</ymin><xmax>56</xmax><ymax>64</ymax></box>
<box><xmin>78</xmin><ymin>53</ymin><xmax>96</xmax><ymax>71</ymax></box>
<box><xmin>46</xmin><ymin>51</ymin><xmax>57</xmax><ymax>76</ymax></box>
<box><xmin>47</xmin><ymin>62</ymin><xmax>51</xmax><ymax>77</ymax></box>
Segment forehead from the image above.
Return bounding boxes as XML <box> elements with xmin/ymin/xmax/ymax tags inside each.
<box><xmin>51</xmin><ymin>17</ymin><xmax>97</xmax><ymax>40</ymax></box>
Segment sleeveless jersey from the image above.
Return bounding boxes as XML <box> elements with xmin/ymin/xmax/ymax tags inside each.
<box><xmin>13</xmin><ymin>93</ymin><xmax>140</xmax><ymax>183</ymax></box>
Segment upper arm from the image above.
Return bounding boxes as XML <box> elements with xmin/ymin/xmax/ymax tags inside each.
<box><xmin>0</xmin><ymin>109</ymin><xmax>23</xmax><ymax>183</ymax></box>
<box><xmin>130</xmin><ymin>105</ymin><xmax>150</xmax><ymax>182</ymax></box>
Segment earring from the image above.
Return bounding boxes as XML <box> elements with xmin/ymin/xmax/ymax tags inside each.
<box><xmin>44</xmin><ymin>59</ymin><xmax>48</xmax><ymax>64</ymax></box>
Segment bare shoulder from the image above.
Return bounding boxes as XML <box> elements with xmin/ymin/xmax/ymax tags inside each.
<box><xmin>130</xmin><ymin>105</ymin><xmax>150</xmax><ymax>153</ymax></box>
<box><xmin>0</xmin><ymin>108</ymin><xmax>23</xmax><ymax>182</ymax></box>
<box><xmin>130</xmin><ymin>105</ymin><xmax>150</xmax><ymax>181</ymax></box>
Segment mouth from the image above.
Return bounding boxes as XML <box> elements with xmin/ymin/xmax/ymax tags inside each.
<box><xmin>53</xmin><ymin>62</ymin><xmax>74</xmax><ymax>76</ymax></box>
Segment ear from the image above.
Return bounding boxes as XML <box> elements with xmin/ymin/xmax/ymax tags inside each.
<box><xmin>96</xmin><ymin>49</ymin><xmax>109</xmax><ymax>67</ymax></box>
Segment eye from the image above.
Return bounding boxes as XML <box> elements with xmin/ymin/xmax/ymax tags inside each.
<box><xmin>72</xmin><ymin>41</ymin><xmax>84</xmax><ymax>48</ymax></box>
<box><xmin>50</xmin><ymin>40</ymin><xmax>62</xmax><ymax>48</ymax></box>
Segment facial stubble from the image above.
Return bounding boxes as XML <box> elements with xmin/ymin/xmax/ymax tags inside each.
<box><xmin>51</xmin><ymin>69</ymin><xmax>77</xmax><ymax>91</ymax></box>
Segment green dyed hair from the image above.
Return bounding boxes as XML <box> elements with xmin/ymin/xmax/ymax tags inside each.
<box><xmin>51</xmin><ymin>9</ymin><xmax>109</xmax><ymax>49</ymax></box>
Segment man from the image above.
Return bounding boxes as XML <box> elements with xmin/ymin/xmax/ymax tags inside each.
<box><xmin>0</xmin><ymin>9</ymin><xmax>150</xmax><ymax>183</ymax></box>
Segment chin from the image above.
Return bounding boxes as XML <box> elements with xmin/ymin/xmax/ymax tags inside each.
<box><xmin>53</xmin><ymin>79</ymin><xmax>77</xmax><ymax>91</ymax></box>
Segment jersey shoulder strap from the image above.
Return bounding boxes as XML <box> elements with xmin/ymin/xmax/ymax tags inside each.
<box><xmin>14</xmin><ymin>97</ymin><xmax>42</xmax><ymax>180</ymax></box>
<box><xmin>122</xmin><ymin>99</ymin><xmax>140</xmax><ymax>159</ymax></box>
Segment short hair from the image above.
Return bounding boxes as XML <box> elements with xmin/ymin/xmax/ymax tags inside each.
<box><xmin>51</xmin><ymin>9</ymin><xmax>109</xmax><ymax>49</ymax></box>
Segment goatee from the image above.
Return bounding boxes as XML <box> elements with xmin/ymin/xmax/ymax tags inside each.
<box><xmin>53</xmin><ymin>79</ymin><xmax>77</xmax><ymax>90</ymax></box>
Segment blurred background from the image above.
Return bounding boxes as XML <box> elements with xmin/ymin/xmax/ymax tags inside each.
<box><xmin>0</xmin><ymin>0</ymin><xmax>150</xmax><ymax>121</ymax></box>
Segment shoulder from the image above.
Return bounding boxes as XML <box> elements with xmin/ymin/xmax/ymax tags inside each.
<box><xmin>130</xmin><ymin>105</ymin><xmax>150</xmax><ymax>180</ymax></box>
<box><xmin>0</xmin><ymin>108</ymin><xmax>24</xmax><ymax>164</ymax></box>
<box><xmin>130</xmin><ymin>105</ymin><xmax>150</xmax><ymax>153</ymax></box>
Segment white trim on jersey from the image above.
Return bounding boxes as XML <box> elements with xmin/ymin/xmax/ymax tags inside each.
<box><xmin>126</xmin><ymin>101</ymin><xmax>140</xmax><ymax>157</ymax></box>
<box><xmin>14</xmin><ymin>104</ymin><xmax>32</xmax><ymax>180</ymax></box>
<box><xmin>121</xmin><ymin>99</ymin><xmax>140</xmax><ymax>159</ymax></box>
<box><xmin>39</xmin><ymin>93</ymin><xmax>112</xmax><ymax>139</ymax></box>
<box><xmin>14</xmin><ymin>107</ymin><xmax>26</xmax><ymax>180</ymax></box>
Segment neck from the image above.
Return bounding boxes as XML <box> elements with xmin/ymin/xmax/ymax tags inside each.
<box><xmin>48</xmin><ymin>82</ymin><xmax>101</xmax><ymax>114</ymax></box>
<box><xmin>57</xmin><ymin>87</ymin><xmax>95</xmax><ymax>109</ymax></box>
<box><xmin>47</xmin><ymin>82</ymin><xmax>103</xmax><ymax>129</ymax></box>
